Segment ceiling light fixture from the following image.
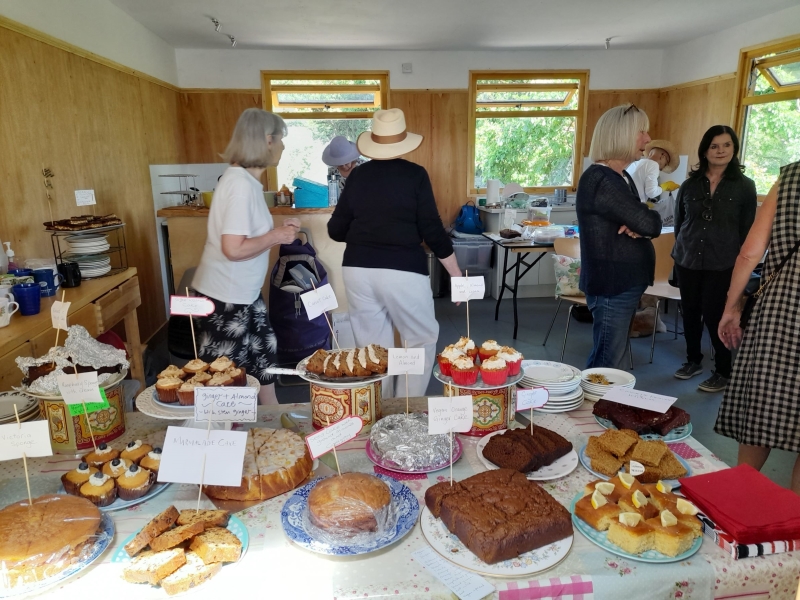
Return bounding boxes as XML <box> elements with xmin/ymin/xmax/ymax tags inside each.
<box><xmin>605</xmin><ymin>37</ymin><xmax>611</xmax><ymax>50</ymax></box>
<box><xmin>228</xmin><ymin>35</ymin><xmax>236</xmax><ymax>47</ymax></box>
<box><xmin>208</xmin><ymin>16</ymin><xmax>237</xmax><ymax>48</ymax></box>
<box><xmin>210</xmin><ymin>17</ymin><xmax>221</xmax><ymax>32</ymax></box>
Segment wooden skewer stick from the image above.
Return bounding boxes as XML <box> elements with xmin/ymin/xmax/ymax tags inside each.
<box><xmin>531</xmin><ymin>407</ymin><xmax>533</xmax><ymax>435</ymax></box>
<box><xmin>196</xmin><ymin>453</ymin><xmax>207</xmax><ymax>513</ymax></box>
<box><xmin>81</xmin><ymin>401</ymin><xmax>97</xmax><ymax>451</ymax></box>
<box><xmin>14</xmin><ymin>404</ymin><xmax>33</xmax><ymax>505</ymax></box>
<box><xmin>404</xmin><ymin>340</ymin><xmax>409</xmax><ymax>417</ymax></box>
<box><xmin>186</xmin><ymin>288</ymin><xmax>198</xmax><ymax>360</ymax></box>
<box><xmin>325</xmin><ymin>416</ymin><xmax>342</xmax><ymax>476</ymax></box>
<box><xmin>310</xmin><ymin>281</ymin><xmax>340</xmax><ymax>350</ymax></box>
<box><xmin>449</xmin><ymin>428</ymin><xmax>453</xmax><ymax>487</ymax></box>
<box><xmin>53</xmin><ymin>289</ymin><xmax>66</xmax><ymax>349</ymax></box>
<box><xmin>465</xmin><ymin>269</ymin><xmax>470</xmax><ymax>340</ymax></box>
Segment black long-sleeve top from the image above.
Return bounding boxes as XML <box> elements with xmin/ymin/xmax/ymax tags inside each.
<box><xmin>577</xmin><ymin>164</ymin><xmax>663</xmax><ymax>296</ymax></box>
<box><xmin>671</xmin><ymin>173</ymin><xmax>757</xmax><ymax>271</ymax></box>
<box><xmin>327</xmin><ymin>159</ymin><xmax>454</xmax><ymax>275</ymax></box>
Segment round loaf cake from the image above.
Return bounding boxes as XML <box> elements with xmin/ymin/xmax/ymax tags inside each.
<box><xmin>307</xmin><ymin>473</ymin><xmax>391</xmax><ymax>534</ymax></box>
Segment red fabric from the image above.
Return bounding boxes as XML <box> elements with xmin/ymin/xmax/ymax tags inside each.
<box><xmin>96</xmin><ymin>331</ymin><xmax>129</xmax><ymax>358</ymax></box>
<box><xmin>680</xmin><ymin>464</ymin><xmax>800</xmax><ymax>545</ymax></box>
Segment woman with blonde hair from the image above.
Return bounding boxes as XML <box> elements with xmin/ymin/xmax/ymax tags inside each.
<box><xmin>577</xmin><ymin>104</ymin><xmax>663</xmax><ymax>368</ymax></box>
<box><xmin>193</xmin><ymin>108</ymin><xmax>301</xmax><ymax>404</ymax></box>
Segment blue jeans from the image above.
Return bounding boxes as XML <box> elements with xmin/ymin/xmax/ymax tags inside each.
<box><xmin>585</xmin><ymin>285</ymin><xmax>646</xmax><ymax>369</ymax></box>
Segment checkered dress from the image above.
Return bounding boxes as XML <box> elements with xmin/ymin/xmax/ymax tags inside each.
<box><xmin>715</xmin><ymin>161</ymin><xmax>800</xmax><ymax>452</ymax></box>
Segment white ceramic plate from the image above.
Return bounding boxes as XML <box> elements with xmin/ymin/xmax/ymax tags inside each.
<box><xmin>534</xmin><ymin>399</ymin><xmax>585</xmax><ymax>414</ymax></box>
<box><xmin>476</xmin><ymin>430</ymin><xmax>579</xmax><ymax>480</ymax></box>
<box><xmin>0</xmin><ymin>392</ymin><xmax>39</xmax><ymax>422</ymax></box>
<box><xmin>136</xmin><ymin>375</ymin><xmax>261</xmax><ymax>419</ymax></box>
<box><xmin>581</xmin><ymin>368</ymin><xmax>635</xmax><ymax>386</ymax></box>
<box><xmin>420</xmin><ymin>506</ymin><xmax>573</xmax><ymax>576</ymax></box>
<box><xmin>295</xmin><ymin>352</ymin><xmax>390</xmax><ymax>389</ymax></box>
<box><xmin>524</xmin><ymin>386</ymin><xmax>584</xmax><ymax>402</ymax></box>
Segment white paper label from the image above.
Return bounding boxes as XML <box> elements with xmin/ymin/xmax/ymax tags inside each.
<box><xmin>305</xmin><ymin>416</ymin><xmax>362</xmax><ymax>459</ymax></box>
<box><xmin>601</xmin><ymin>388</ymin><xmax>677</xmax><ymax>414</ymax></box>
<box><xmin>412</xmin><ymin>547</ymin><xmax>495</xmax><ymax>600</ymax></box>
<box><xmin>428</xmin><ymin>396</ymin><xmax>473</xmax><ymax>434</ymax></box>
<box><xmin>194</xmin><ymin>387</ymin><xmax>257</xmax><ymax>423</ymax></box>
<box><xmin>56</xmin><ymin>372</ymin><xmax>103</xmax><ymax>406</ymax></box>
<box><xmin>516</xmin><ymin>387</ymin><xmax>549</xmax><ymax>411</ymax></box>
<box><xmin>50</xmin><ymin>300</ymin><xmax>71</xmax><ymax>331</ymax></box>
<box><xmin>300</xmin><ymin>283</ymin><xmax>338</xmax><ymax>320</ymax></box>
<box><xmin>75</xmin><ymin>189</ymin><xmax>96</xmax><ymax>206</ymax></box>
<box><xmin>0</xmin><ymin>421</ymin><xmax>53</xmax><ymax>461</ymax></box>
<box><xmin>450</xmin><ymin>276</ymin><xmax>485</xmax><ymax>302</ymax></box>
<box><xmin>169</xmin><ymin>295</ymin><xmax>215</xmax><ymax>317</ymax></box>
<box><xmin>503</xmin><ymin>208</ymin><xmax>516</xmax><ymax>229</ymax></box>
<box><xmin>157</xmin><ymin>426</ymin><xmax>247</xmax><ymax>486</ymax></box>
<box><xmin>628</xmin><ymin>460</ymin><xmax>645</xmax><ymax>476</ymax></box>
<box><xmin>388</xmin><ymin>348</ymin><xmax>425</xmax><ymax>375</ymax></box>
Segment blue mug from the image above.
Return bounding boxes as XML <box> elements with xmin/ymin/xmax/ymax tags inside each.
<box><xmin>8</xmin><ymin>269</ymin><xmax>32</xmax><ymax>277</ymax></box>
<box><xmin>33</xmin><ymin>269</ymin><xmax>63</xmax><ymax>297</ymax></box>
<box><xmin>12</xmin><ymin>283</ymin><xmax>41</xmax><ymax>316</ymax></box>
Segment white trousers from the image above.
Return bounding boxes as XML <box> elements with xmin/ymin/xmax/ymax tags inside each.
<box><xmin>342</xmin><ymin>267</ymin><xmax>438</xmax><ymax>398</ymax></box>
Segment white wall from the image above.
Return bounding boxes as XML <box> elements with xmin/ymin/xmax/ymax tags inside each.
<box><xmin>661</xmin><ymin>4</ymin><xmax>800</xmax><ymax>87</ymax></box>
<box><xmin>175</xmin><ymin>48</ymin><xmax>664</xmax><ymax>90</ymax></box>
<box><xmin>0</xmin><ymin>0</ymin><xmax>179</xmax><ymax>85</ymax></box>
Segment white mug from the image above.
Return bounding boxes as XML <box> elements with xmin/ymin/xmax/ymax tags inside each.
<box><xmin>0</xmin><ymin>297</ymin><xmax>20</xmax><ymax>327</ymax></box>
<box><xmin>0</xmin><ymin>284</ymin><xmax>15</xmax><ymax>303</ymax></box>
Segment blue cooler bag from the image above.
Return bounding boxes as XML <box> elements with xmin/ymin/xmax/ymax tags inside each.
<box><xmin>292</xmin><ymin>177</ymin><xmax>328</xmax><ymax>208</ymax></box>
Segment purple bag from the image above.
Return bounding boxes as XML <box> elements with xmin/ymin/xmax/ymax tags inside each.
<box><xmin>268</xmin><ymin>239</ymin><xmax>331</xmax><ymax>365</ymax></box>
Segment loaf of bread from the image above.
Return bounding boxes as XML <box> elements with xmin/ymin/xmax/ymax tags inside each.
<box><xmin>307</xmin><ymin>473</ymin><xmax>391</xmax><ymax>535</ymax></box>
<box><xmin>424</xmin><ymin>469</ymin><xmax>573</xmax><ymax>564</ymax></box>
<box><xmin>482</xmin><ymin>425</ymin><xmax>573</xmax><ymax>473</ymax></box>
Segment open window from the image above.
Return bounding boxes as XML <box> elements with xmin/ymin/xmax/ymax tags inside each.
<box><xmin>734</xmin><ymin>37</ymin><xmax>800</xmax><ymax>194</ymax></box>
<box><xmin>467</xmin><ymin>71</ymin><xmax>589</xmax><ymax>195</ymax></box>
<box><xmin>261</xmin><ymin>71</ymin><xmax>389</xmax><ymax>190</ymax></box>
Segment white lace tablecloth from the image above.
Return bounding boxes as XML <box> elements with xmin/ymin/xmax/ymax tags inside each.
<box><xmin>0</xmin><ymin>402</ymin><xmax>798</xmax><ymax>600</ymax></box>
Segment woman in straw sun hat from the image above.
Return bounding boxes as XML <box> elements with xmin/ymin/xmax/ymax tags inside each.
<box><xmin>627</xmin><ymin>139</ymin><xmax>680</xmax><ymax>203</ymax></box>
<box><xmin>328</xmin><ymin>108</ymin><xmax>462</xmax><ymax>397</ymax></box>
<box><xmin>321</xmin><ymin>135</ymin><xmax>364</xmax><ymax>195</ymax></box>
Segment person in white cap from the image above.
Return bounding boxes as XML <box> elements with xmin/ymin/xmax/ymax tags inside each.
<box><xmin>328</xmin><ymin>108</ymin><xmax>462</xmax><ymax>397</ymax></box>
<box><xmin>322</xmin><ymin>136</ymin><xmax>364</xmax><ymax>195</ymax></box>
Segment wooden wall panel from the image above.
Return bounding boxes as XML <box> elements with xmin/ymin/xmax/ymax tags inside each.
<box><xmin>430</xmin><ymin>92</ymin><xmax>469</xmax><ymax>226</ymax></box>
<box><xmin>179</xmin><ymin>92</ymin><xmax>262</xmax><ymax>163</ymax></box>
<box><xmin>0</xmin><ymin>27</ymin><xmax>183</xmax><ymax>341</ymax></box>
<box><xmin>657</xmin><ymin>78</ymin><xmax>736</xmax><ymax>168</ymax></box>
<box><xmin>585</xmin><ymin>90</ymin><xmax>662</xmax><ymax>155</ymax></box>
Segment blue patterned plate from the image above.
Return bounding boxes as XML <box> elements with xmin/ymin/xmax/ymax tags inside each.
<box><xmin>570</xmin><ymin>492</ymin><xmax>702</xmax><ymax>563</ymax></box>
<box><xmin>594</xmin><ymin>416</ymin><xmax>693</xmax><ymax>442</ymax></box>
<box><xmin>111</xmin><ymin>514</ymin><xmax>249</xmax><ymax>563</ymax></box>
<box><xmin>0</xmin><ymin>513</ymin><xmax>114</xmax><ymax>599</ymax></box>
<box><xmin>281</xmin><ymin>474</ymin><xmax>419</xmax><ymax>556</ymax></box>
<box><xmin>578</xmin><ymin>443</ymin><xmax>691</xmax><ymax>488</ymax></box>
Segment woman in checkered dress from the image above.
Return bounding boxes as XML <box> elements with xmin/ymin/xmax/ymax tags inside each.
<box><xmin>717</xmin><ymin>160</ymin><xmax>800</xmax><ymax>494</ymax></box>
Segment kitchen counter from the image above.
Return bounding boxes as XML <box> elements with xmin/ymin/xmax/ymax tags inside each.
<box><xmin>157</xmin><ymin>206</ymin><xmax>334</xmax><ymax>218</ymax></box>
<box><xmin>477</xmin><ymin>204</ymin><xmax>576</xmax><ymax>214</ymax></box>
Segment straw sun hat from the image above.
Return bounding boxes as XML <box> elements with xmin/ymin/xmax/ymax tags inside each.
<box><xmin>645</xmin><ymin>139</ymin><xmax>680</xmax><ymax>173</ymax></box>
<box><xmin>356</xmin><ymin>109</ymin><xmax>423</xmax><ymax>160</ymax></box>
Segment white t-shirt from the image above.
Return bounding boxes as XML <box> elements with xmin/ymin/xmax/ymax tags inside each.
<box><xmin>627</xmin><ymin>158</ymin><xmax>663</xmax><ymax>202</ymax></box>
<box><xmin>192</xmin><ymin>166</ymin><xmax>274</xmax><ymax>304</ymax></box>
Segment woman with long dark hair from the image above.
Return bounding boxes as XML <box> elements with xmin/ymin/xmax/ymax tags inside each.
<box><xmin>672</xmin><ymin>125</ymin><xmax>757</xmax><ymax>392</ymax></box>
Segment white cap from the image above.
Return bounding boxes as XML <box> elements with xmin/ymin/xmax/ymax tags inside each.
<box><xmin>3</xmin><ymin>242</ymin><xmax>13</xmax><ymax>258</ymax></box>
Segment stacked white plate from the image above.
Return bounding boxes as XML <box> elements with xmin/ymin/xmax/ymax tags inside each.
<box><xmin>65</xmin><ymin>234</ymin><xmax>110</xmax><ymax>256</ymax></box>
<box><xmin>580</xmin><ymin>368</ymin><xmax>636</xmax><ymax>401</ymax></box>
<box><xmin>0</xmin><ymin>393</ymin><xmax>39</xmax><ymax>425</ymax></box>
<box><xmin>519</xmin><ymin>360</ymin><xmax>584</xmax><ymax>412</ymax></box>
<box><xmin>75</xmin><ymin>254</ymin><xmax>111</xmax><ymax>278</ymax></box>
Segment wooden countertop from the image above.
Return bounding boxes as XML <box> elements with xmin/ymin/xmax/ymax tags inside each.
<box><xmin>0</xmin><ymin>267</ymin><xmax>137</xmax><ymax>352</ymax></box>
<box><xmin>157</xmin><ymin>206</ymin><xmax>334</xmax><ymax>218</ymax></box>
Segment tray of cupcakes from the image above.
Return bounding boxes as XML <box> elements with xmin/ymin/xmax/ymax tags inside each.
<box><xmin>434</xmin><ymin>337</ymin><xmax>525</xmax><ymax>389</ymax></box>
<box><xmin>136</xmin><ymin>356</ymin><xmax>261</xmax><ymax>419</ymax></box>
<box><xmin>59</xmin><ymin>439</ymin><xmax>169</xmax><ymax>511</ymax></box>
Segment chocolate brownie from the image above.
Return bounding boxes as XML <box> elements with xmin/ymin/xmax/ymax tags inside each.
<box><xmin>592</xmin><ymin>400</ymin><xmax>690</xmax><ymax>436</ymax></box>
<box><xmin>483</xmin><ymin>426</ymin><xmax>573</xmax><ymax>473</ymax></box>
<box><xmin>424</xmin><ymin>469</ymin><xmax>573</xmax><ymax>564</ymax></box>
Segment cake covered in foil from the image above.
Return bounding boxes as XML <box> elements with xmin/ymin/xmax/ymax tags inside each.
<box><xmin>16</xmin><ymin>325</ymin><xmax>130</xmax><ymax>395</ymax></box>
<box><xmin>369</xmin><ymin>413</ymin><xmax>453</xmax><ymax>471</ymax></box>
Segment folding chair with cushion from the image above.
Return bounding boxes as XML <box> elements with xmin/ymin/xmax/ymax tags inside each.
<box><xmin>642</xmin><ymin>232</ymin><xmax>681</xmax><ymax>363</ymax></box>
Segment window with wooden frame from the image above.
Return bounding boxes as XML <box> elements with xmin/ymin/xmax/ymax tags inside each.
<box><xmin>734</xmin><ymin>36</ymin><xmax>800</xmax><ymax>194</ymax></box>
<box><xmin>261</xmin><ymin>71</ymin><xmax>389</xmax><ymax>190</ymax></box>
<box><xmin>467</xmin><ymin>70</ymin><xmax>589</xmax><ymax>195</ymax></box>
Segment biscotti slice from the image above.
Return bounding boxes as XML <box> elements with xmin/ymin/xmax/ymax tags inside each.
<box><xmin>352</xmin><ymin>347</ymin><xmax>372</xmax><ymax>377</ymax></box>
<box><xmin>124</xmin><ymin>505</ymin><xmax>180</xmax><ymax>557</ymax></box>
<box><xmin>364</xmin><ymin>344</ymin><xmax>388</xmax><ymax>374</ymax></box>
<box><xmin>305</xmin><ymin>349</ymin><xmax>328</xmax><ymax>374</ymax></box>
<box><xmin>324</xmin><ymin>351</ymin><xmax>344</xmax><ymax>378</ymax></box>
<box><xmin>149</xmin><ymin>521</ymin><xmax>205</xmax><ymax>552</ymax></box>
<box><xmin>177</xmin><ymin>509</ymin><xmax>230</xmax><ymax>529</ymax></box>
<box><xmin>189</xmin><ymin>527</ymin><xmax>242</xmax><ymax>564</ymax></box>
<box><xmin>160</xmin><ymin>551</ymin><xmax>222</xmax><ymax>596</ymax></box>
<box><xmin>121</xmin><ymin>548</ymin><xmax>186</xmax><ymax>585</ymax></box>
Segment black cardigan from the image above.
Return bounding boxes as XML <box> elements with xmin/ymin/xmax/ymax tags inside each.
<box><xmin>577</xmin><ymin>164</ymin><xmax>663</xmax><ymax>296</ymax></box>
<box><xmin>327</xmin><ymin>159</ymin><xmax>454</xmax><ymax>276</ymax></box>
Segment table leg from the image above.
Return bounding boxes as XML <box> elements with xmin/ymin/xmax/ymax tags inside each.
<box><xmin>123</xmin><ymin>309</ymin><xmax>146</xmax><ymax>391</ymax></box>
<box><xmin>495</xmin><ymin>246</ymin><xmax>509</xmax><ymax>321</ymax></box>
<box><xmin>513</xmin><ymin>253</ymin><xmax>522</xmax><ymax>339</ymax></box>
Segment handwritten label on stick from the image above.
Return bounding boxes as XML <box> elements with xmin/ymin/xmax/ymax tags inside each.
<box><xmin>305</xmin><ymin>416</ymin><xmax>362</xmax><ymax>459</ymax></box>
<box><xmin>67</xmin><ymin>388</ymin><xmax>110</xmax><ymax>417</ymax></box>
<box><xmin>56</xmin><ymin>372</ymin><xmax>104</xmax><ymax>406</ymax></box>
<box><xmin>412</xmin><ymin>547</ymin><xmax>495</xmax><ymax>600</ymax></box>
<box><xmin>503</xmin><ymin>208</ymin><xmax>516</xmax><ymax>229</ymax></box>
<box><xmin>0</xmin><ymin>421</ymin><xmax>53</xmax><ymax>461</ymax></box>
<box><xmin>170</xmin><ymin>296</ymin><xmax>215</xmax><ymax>316</ymax></box>
<box><xmin>194</xmin><ymin>387</ymin><xmax>257</xmax><ymax>423</ymax></box>
<box><xmin>450</xmin><ymin>277</ymin><xmax>485</xmax><ymax>302</ymax></box>
<box><xmin>601</xmin><ymin>387</ymin><xmax>676</xmax><ymax>414</ymax></box>
<box><xmin>74</xmin><ymin>189</ymin><xmax>96</xmax><ymax>206</ymax></box>
<box><xmin>157</xmin><ymin>426</ymin><xmax>247</xmax><ymax>486</ymax></box>
<box><xmin>628</xmin><ymin>460</ymin><xmax>645</xmax><ymax>476</ymax></box>
<box><xmin>428</xmin><ymin>396</ymin><xmax>473</xmax><ymax>434</ymax></box>
<box><xmin>50</xmin><ymin>301</ymin><xmax>71</xmax><ymax>331</ymax></box>
<box><xmin>388</xmin><ymin>348</ymin><xmax>425</xmax><ymax>375</ymax></box>
<box><xmin>516</xmin><ymin>387</ymin><xmax>549</xmax><ymax>411</ymax></box>
<box><xmin>300</xmin><ymin>284</ymin><xmax>338</xmax><ymax>320</ymax></box>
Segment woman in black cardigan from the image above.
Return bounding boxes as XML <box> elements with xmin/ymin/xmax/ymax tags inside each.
<box><xmin>577</xmin><ymin>104</ymin><xmax>663</xmax><ymax>369</ymax></box>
